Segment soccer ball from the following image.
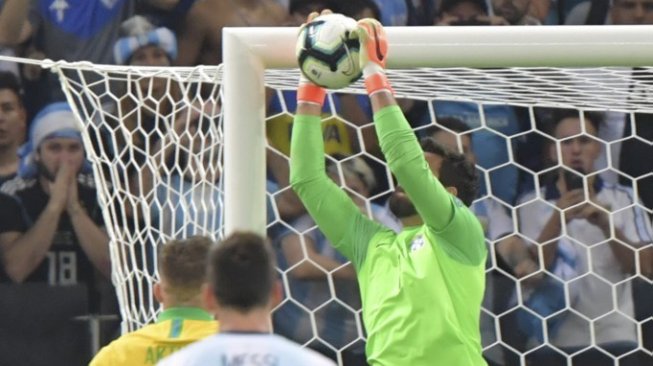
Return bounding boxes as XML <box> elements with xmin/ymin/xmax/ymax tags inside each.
<box><xmin>296</xmin><ymin>13</ymin><xmax>362</xmax><ymax>90</ymax></box>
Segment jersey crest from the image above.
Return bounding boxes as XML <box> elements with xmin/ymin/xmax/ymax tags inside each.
<box><xmin>410</xmin><ymin>234</ymin><xmax>425</xmax><ymax>252</ymax></box>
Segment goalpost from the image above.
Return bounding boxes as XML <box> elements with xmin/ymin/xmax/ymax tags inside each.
<box><xmin>17</xmin><ymin>24</ymin><xmax>652</xmax><ymax>365</ymax></box>
<box><xmin>222</xmin><ymin>24</ymin><xmax>653</xmax><ymax>233</ymax></box>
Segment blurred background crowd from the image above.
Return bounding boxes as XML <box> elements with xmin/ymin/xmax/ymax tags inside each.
<box><xmin>0</xmin><ymin>0</ymin><xmax>652</xmax><ymax>365</ymax></box>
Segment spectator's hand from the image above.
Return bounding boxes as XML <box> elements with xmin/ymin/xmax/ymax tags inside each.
<box><xmin>47</xmin><ymin>162</ymin><xmax>73</xmax><ymax>213</ymax></box>
<box><xmin>66</xmin><ymin>172</ymin><xmax>83</xmax><ymax>217</ymax></box>
<box><xmin>556</xmin><ymin>189</ymin><xmax>585</xmax><ymax>220</ymax></box>
<box><xmin>575</xmin><ymin>203</ymin><xmax>611</xmax><ymax>233</ymax></box>
<box><xmin>515</xmin><ymin>259</ymin><xmax>543</xmax><ymax>287</ymax></box>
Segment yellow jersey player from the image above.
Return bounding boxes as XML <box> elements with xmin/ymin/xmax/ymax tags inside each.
<box><xmin>90</xmin><ymin>236</ymin><xmax>218</xmax><ymax>366</ymax></box>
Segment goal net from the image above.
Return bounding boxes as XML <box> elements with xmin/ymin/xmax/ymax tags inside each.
<box><xmin>37</xmin><ymin>25</ymin><xmax>653</xmax><ymax>365</ymax></box>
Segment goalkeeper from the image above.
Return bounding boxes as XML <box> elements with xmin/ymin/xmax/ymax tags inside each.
<box><xmin>290</xmin><ymin>12</ymin><xmax>487</xmax><ymax>365</ymax></box>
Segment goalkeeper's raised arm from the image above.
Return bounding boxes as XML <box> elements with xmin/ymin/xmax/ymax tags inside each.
<box><xmin>291</xmin><ymin>12</ymin><xmax>489</xmax><ymax>366</ymax></box>
<box><xmin>289</xmin><ymin>13</ymin><xmax>385</xmax><ymax>269</ymax></box>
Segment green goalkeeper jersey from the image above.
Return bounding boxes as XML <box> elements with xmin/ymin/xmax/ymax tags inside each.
<box><xmin>290</xmin><ymin>106</ymin><xmax>487</xmax><ymax>366</ymax></box>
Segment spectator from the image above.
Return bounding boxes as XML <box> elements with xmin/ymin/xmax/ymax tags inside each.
<box><xmin>436</xmin><ymin>0</ymin><xmax>509</xmax><ymax>25</ymax></box>
<box><xmin>0</xmin><ymin>71</ymin><xmax>26</xmax><ymax>186</ymax></box>
<box><xmin>113</xmin><ymin>15</ymin><xmax>216</xmax><ymax>240</ymax></box>
<box><xmin>174</xmin><ymin>0</ymin><xmax>291</xmax><ymax>66</ymax></box>
<box><xmin>485</xmin><ymin>1</ymin><xmax>653</xmax><ymax>359</ymax></box>
<box><xmin>90</xmin><ymin>236</ymin><xmax>219</xmax><ymax>366</ymax></box>
<box><xmin>0</xmin><ymin>101</ymin><xmax>113</xmax><ymax>365</ymax></box>
<box><xmin>517</xmin><ymin>109</ymin><xmax>653</xmax><ymax>366</ymax></box>
<box><xmin>1</xmin><ymin>101</ymin><xmax>110</xmax><ymax>283</ymax></box>
<box><xmin>158</xmin><ymin>232</ymin><xmax>336</xmax><ymax>366</ymax></box>
<box><xmin>274</xmin><ymin>157</ymin><xmax>399</xmax><ymax>366</ymax></box>
<box><xmin>0</xmin><ymin>0</ymin><xmax>178</xmax><ymax>114</ymax></box>
<box><xmin>491</xmin><ymin>0</ymin><xmax>542</xmax><ymax>25</ymax></box>
<box><xmin>0</xmin><ymin>191</ymin><xmax>26</xmax><ymax>281</ymax></box>
<box><xmin>524</xmin><ymin>0</ymin><xmax>556</xmax><ymax>24</ymax></box>
<box><xmin>561</xmin><ymin>0</ymin><xmax>653</xmax><ymax>212</ymax></box>
<box><xmin>565</xmin><ymin>0</ymin><xmax>653</xmax><ymax>25</ymax></box>
<box><xmin>112</xmin><ymin>15</ymin><xmax>290</xmax><ymax>240</ymax></box>
<box><xmin>433</xmin><ymin>2</ymin><xmax>527</xmax><ymax>206</ymax></box>
<box><xmin>0</xmin><ymin>0</ymin><xmax>27</xmax><ymax>76</ymax></box>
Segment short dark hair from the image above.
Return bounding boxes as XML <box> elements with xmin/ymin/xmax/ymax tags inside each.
<box><xmin>208</xmin><ymin>232</ymin><xmax>276</xmax><ymax>311</ymax></box>
<box><xmin>422</xmin><ymin>116</ymin><xmax>472</xmax><ymax>141</ymax></box>
<box><xmin>0</xmin><ymin>71</ymin><xmax>23</xmax><ymax>101</ymax></box>
<box><xmin>159</xmin><ymin>236</ymin><xmax>213</xmax><ymax>302</ymax></box>
<box><xmin>548</xmin><ymin>108</ymin><xmax>602</xmax><ymax>136</ymax></box>
<box><xmin>420</xmin><ymin>137</ymin><xmax>478</xmax><ymax>207</ymax></box>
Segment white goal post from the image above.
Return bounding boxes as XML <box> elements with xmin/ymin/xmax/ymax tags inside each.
<box><xmin>1</xmin><ymin>23</ymin><xmax>648</xmax><ymax>364</ymax></box>
<box><xmin>222</xmin><ymin>25</ymin><xmax>653</xmax><ymax>237</ymax></box>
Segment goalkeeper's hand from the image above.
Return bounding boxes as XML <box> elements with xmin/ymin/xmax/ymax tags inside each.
<box><xmin>351</xmin><ymin>18</ymin><xmax>393</xmax><ymax>96</ymax></box>
<box><xmin>297</xmin><ymin>11</ymin><xmax>327</xmax><ymax>107</ymax></box>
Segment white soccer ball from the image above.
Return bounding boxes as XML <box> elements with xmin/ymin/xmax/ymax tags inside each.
<box><xmin>296</xmin><ymin>13</ymin><xmax>362</xmax><ymax>90</ymax></box>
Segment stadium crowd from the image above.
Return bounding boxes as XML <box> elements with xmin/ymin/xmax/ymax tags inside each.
<box><xmin>0</xmin><ymin>0</ymin><xmax>651</xmax><ymax>365</ymax></box>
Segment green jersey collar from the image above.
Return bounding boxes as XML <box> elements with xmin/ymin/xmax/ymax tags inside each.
<box><xmin>157</xmin><ymin>307</ymin><xmax>213</xmax><ymax>323</ymax></box>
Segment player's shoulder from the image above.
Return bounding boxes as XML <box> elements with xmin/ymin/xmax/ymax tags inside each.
<box><xmin>89</xmin><ymin>329</ymin><xmax>144</xmax><ymax>366</ymax></box>
<box><xmin>453</xmin><ymin>198</ymin><xmax>484</xmax><ymax>233</ymax></box>
<box><xmin>93</xmin><ymin>324</ymin><xmax>158</xmax><ymax>352</ymax></box>
<box><xmin>156</xmin><ymin>335</ymin><xmax>217</xmax><ymax>365</ymax></box>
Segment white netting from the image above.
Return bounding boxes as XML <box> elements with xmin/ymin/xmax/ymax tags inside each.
<box><xmin>55</xmin><ymin>62</ymin><xmax>225</xmax><ymax>329</ymax></box>
<box><xmin>42</xmin><ymin>59</ymin><xmax>653</xmax><ymax>365</ymax></box>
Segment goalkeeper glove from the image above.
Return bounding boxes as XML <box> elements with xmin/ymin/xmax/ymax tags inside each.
<box><xmin>297</xmin><ymin>73</ymin><xmax>326</xmax><ymax>107</ymax></box>
<box><xmin>297</xmin><ymin>11</ymin><xmax>327</xmax><ymax>107</ymax></box>
<box><xmin>352</xmin><ymin>18</ymin><xmax>393</xmax><ymax>96</ymax></box>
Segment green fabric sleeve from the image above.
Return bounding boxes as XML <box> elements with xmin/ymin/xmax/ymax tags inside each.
<box><xmin>290</xmin><ymin>114</ymin><xmax>384</xmax><ymax>269</ymax></box>
<box><xmin>374</xmin><ymin>106</ymin><xmax>485</xmax><ymax>265</ymax></box>
<box><xmin>374</xmin><ymin>105</ymin><xmax>454</xmax><ymax>230</ymax></box>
